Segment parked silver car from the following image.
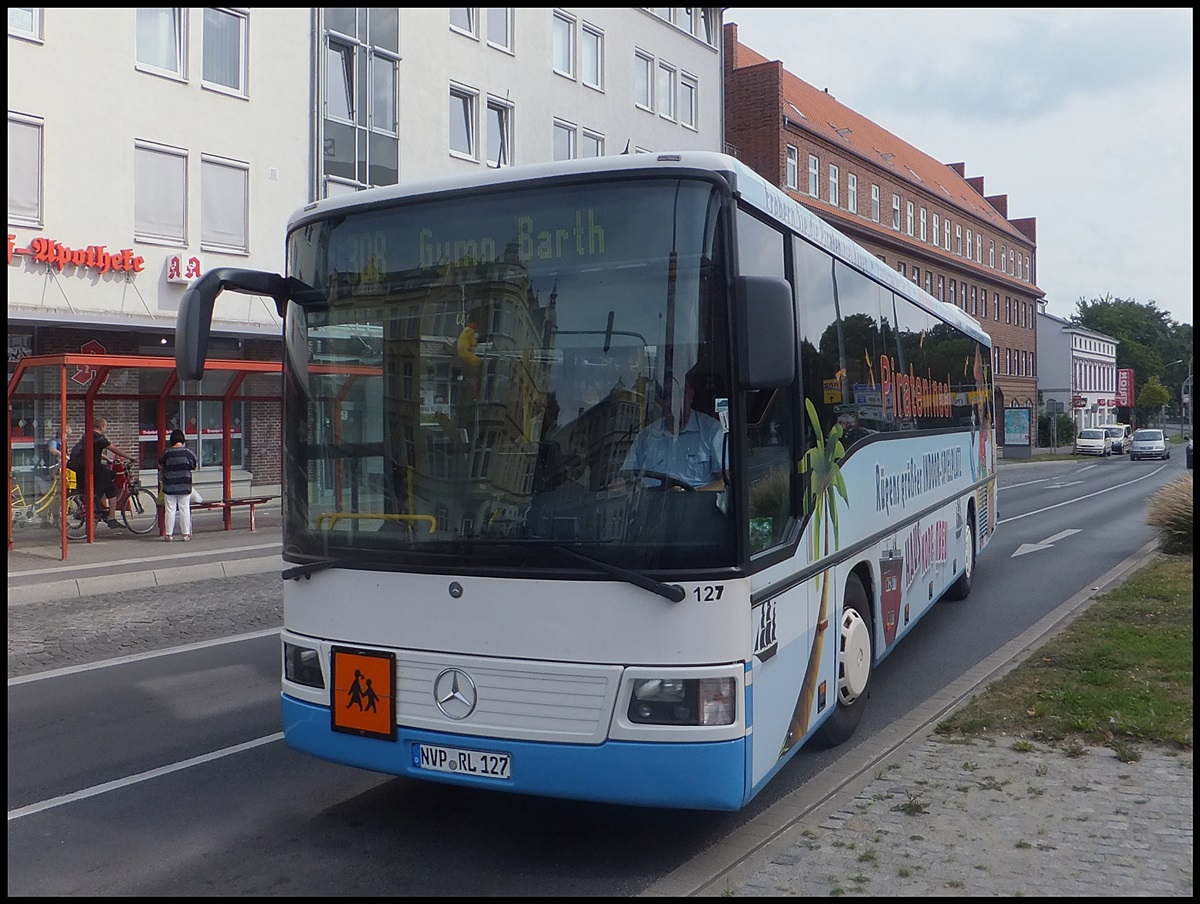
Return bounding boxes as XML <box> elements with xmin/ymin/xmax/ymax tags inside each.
<box><xmin>1129</xmin><ymin>428</ymin><xmax>1170</xmax><ymax>461</ymax></box>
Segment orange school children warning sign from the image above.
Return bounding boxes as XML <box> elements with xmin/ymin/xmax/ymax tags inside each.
<box><xmin>331</xmin><ymin>647</ymin><xmax>396</xmax><ymax>740</ymax></box>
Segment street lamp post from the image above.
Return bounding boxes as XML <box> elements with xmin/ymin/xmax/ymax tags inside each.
<box><xmin>1166</xmin><ymin>359</ymin><xmax>1192</xmax><ymax>439</ymax></box>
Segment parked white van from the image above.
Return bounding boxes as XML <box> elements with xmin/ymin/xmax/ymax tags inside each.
<box><xmin>1101</xmin><ymin>423</ymin><xmax>1132</xmax><ymax>454</ymax></box>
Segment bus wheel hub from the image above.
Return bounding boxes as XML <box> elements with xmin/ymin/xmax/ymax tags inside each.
<box><xmin>837</xmin><ymin>607</ymin><xmax>871</xmax><ymax>704</ymax></box>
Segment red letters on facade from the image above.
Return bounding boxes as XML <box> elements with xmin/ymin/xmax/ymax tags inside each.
<box><xmin>8</xmin><ymin>234</ymin><xmax>145</xmax><ymax>275</ymax></box>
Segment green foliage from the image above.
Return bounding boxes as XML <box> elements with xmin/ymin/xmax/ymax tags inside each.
<box><xmin>1136</xmin><ymin>375</ymin><xmax>1171</xmax><ymax>425</ymax></box>
<box><xmin>1073</xmin><ymin>296</ymin><xmax>1192</xmax><ymax>426</ymax></box>
<box><xmin>1147</xmin><ymin>474</ymin><xmax>1193</xmax><ymax>554</ymax></box>
<box><xmin>1037</xmin><ymin>413</ymin><xmax>1076</xmax><ymax>448</ymax></box>
<box><xmin>935</xmin><ymin>555</ymin><xmax>1193</xmax><ymax>751</ymax></box>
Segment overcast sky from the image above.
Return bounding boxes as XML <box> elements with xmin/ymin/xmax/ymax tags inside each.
<box><xmin>727</xmin><ymin>8</ymin><xmax>1194</xmax><ymax>327</ymax></box>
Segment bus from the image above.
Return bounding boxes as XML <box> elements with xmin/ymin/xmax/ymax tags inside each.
<box><xmin>176</xmin><ymin>151</ymin><xmax>996</xmax><ymax>811</ymax></box>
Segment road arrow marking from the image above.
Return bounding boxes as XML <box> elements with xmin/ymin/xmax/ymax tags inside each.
<box><xmin>1044</xmin><ymin>480</ymin><xmax>1085</xmax><ymax>489</ymax></box>
<box><xmin>1012</xmin><ymin>528</ymin><xmax>1083</xmax><ymax>557</ymax></box>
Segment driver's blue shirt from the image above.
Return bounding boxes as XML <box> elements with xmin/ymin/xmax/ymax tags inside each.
<box><xmin>622</xmin><ymin>409</ymin><xmax>726</xmax><ymax>487</ymax></box>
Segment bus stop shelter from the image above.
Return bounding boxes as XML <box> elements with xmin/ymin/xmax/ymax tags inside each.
<box><xmin>7</xmin><ymin>353</ymin><xmax>283</xmax><ymax>559</ymax></box>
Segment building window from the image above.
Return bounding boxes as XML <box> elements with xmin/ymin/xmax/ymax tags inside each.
<box><xmin>634</xmin><ymin>51</ymin><xmax>653</xmax><ymax>110</ymax></box>
<box><xmin>994</xmin><ymin>292</ymin><xmax>1000</xmax><ymax>321</ymax></box>
<box><xmin>552</xmin><ymin>12</ymin><xmax>575</xmax><ymax>78</ymax></box>
<box><xmin>449</xmin><ymin>84</ymin><xmax>478</xmax><ymax>160</ymax></box>
<box><xmin>937</xmin><ymin>275</ymin><xmax>944</xmax><ymax>301</ymax></box>
<box><xmin>553</xmin><ymin>119</ymin><xmax>576</xmax><ymax>161</ymax></box>
<box><xmin>202</xmin><ymin>8</ymin><xmax>248</xmax><ymax>95</ymax></box>
<box><xmin>925</xmin><ymin>271</ymin><xmax>932</xmax><ymax>295</ymax></box>
<box><xmin>657</xmin><ymin>62</ymin><xmax>676</xmax><ymax>120</ymax></box>
<box><xmin>919</xmin><ymin>207</ymin><xmax>927</xmax><ymax>241</ymax></box>
<box><xmin>580</xmin><ymin>130</ymin><xmax>603</xmax><ymax>158</ymax></box>
<box><xmin>955</xmin><ymin>224</ymin><xmax>963</xmax><ymax>255</ymax></box>
<box><xmin>200</xmin><ymin>155</ymin><xmax>248</xmax><ymax>253</ymax></box>
<box><xmin>136</xmin><ymin>8</ymin><xmax>186</xmax><ymax>79</ymax></box>
<box><xmin>785</xmin><ymin>146</ymin><xmax>798</xmax><ymax>190</ymax></box>
<box><xmin>911</xmin><ymin>266</ymin><xmax>919</xmax><ymax>284</ymax></box>
<box><xmin>679</xmin><ymin>73</ymin><xmax>697</xmax><ymax>128</ymax></box>
<box><xmin>943</xmin><ymin>219</ymin><xmax>950</xmax><ymax>250</ymax></box>
<box><xmin>581</xmin><ymin>23</ymin><xmax>603</xmax><ymax>89</ymax></box>
<box><xmin>829</xmin><ymin>164</ymin><xmax>839</xmax><ymax>207</ymax></box>
<box><xmin>134</xmin><ymin>141</ymin><xmax>187</xmax><ymax>245</ymax></box>
<box><xmin>897</xmin><ymin>262</ymin><xmax>906</xmax><ymax>278</ymax></box>
<box><xmin>449</xmin><ymin>8</ymin><xmax>477</xmax><ymax>38</ymax></box>
<box><xmin>486</xmin><ymin>96</ymin><xmax>512</xmax><ymax>167</ymax></box>
<box><xmin>977</xmin><ymin>234</ymin><xmax>983</xmax><ymax>264</ymax></box>
<box><xmin>965</xmin><ymin>228</ymin><xmax>973</xmax><ymax>261</ymax></box>
<box><xmin>847</xmin><ymin>173</ymin><xmax>857</xmax><ymax>214</ymax></box>
<box><xmin>905</xmin><ymin>200</ymin><xmax>914</xmax><ymax>235</ymax></box>
<box><xmin>486</xmin><ymin>7</ymin><xmax>511</xmax><ymax>51</ymax></box>
<box><xmin>808</xmin><ymin>155</ymin><xmax>819</xmax><ymax>197</ymax></box>
<box><xmin>1000</xmin><ymin>245</ymin><xmax>1007</xmax><ymax>273</ymax></box>
<box><xmin>949</xmin><ymin>279</ymin><xmax>956</xmax><ymax>307</ymax></box>
<box><xmin>970</xmin><ymin>285</ymin><xmax>977</xmax><ymax>315</ymax></box>
<box><xmin>988</xmin><ymin>240</ymin><xmax>995</xmax><ymax>268</ymax></box>
<box><xmin>870</xmin><ymin>184</ymin><xmax>880</xmax><ymax>222</ymax></box>
<box><xmin>8</xmin><ymin>7</ymin><xmax>42</xmax><ymax>41</ymax></box>
<box><xmin>980</xmin><ymin>289</ymin><xmax>987</xmax><ymax>319</ymax></box>
<box><xmin>322</xmin><ymin>9</ymin><xmax>400</xmax><ymax>192</ymax></box>
<box><xmin>7</xmin><ymin>113</ymin><xmax>42</xmax><ymax>225</ymax></box>
<box><xmin>891</xmin><ymin>194</ymin><xmax>901</xmax><ymax>230</ymax></box>
<box><xmin>932</xmin><ymin>213</ymin><xmax>940</xmax><ymax>247</ymax></box>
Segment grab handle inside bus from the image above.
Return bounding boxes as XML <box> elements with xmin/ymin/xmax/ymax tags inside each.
<box><xmin>735</xmin><ymin>275</ymin><xmax>795</xmax><ymax>389</ymax></box>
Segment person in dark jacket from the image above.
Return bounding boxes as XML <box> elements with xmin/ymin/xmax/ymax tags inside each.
<box><xmin>158</xmin><ymin>428</ymin><xmax>199</xmax><ymax>541</ymax></box>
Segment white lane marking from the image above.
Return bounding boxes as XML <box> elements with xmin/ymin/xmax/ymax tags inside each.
<box><xmin>998</xmin><ymin>462</ymin><xmax>1169</xmax><ymax>526</ymax></box>
<box><xmin>6</xmin><ymin>629</ymin><xmax>281</xmax><ymax>687</ymax></box>
<box><xmin>1012</xmin><ymin>528</ymin><xmax>1083</xmax><ymax>557</ymax></box>
<box><xmin>7</xmin><ymin>733</ymin><xmax>284</xmax><ymax>822</ymax></box>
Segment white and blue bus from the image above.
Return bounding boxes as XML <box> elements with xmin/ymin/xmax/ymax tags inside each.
<box><xmin>177</xmin><ymin>151</ymin><xmax>996</xmax><ymax>810</ymax></box>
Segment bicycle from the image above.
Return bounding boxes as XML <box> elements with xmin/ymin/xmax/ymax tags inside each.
<box><xmin>65</xmin><ymin>459</ymin><xmax>160</xmax><ymax>539</ymax></box>
<box><xmin>10</xmin><ymin>467</ymin><xmax>70</xmax><ymax>530</ymax></box>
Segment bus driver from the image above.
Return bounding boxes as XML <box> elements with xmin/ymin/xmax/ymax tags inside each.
<box><xmin>610</xmin><ymin>366</ymin><xmax>727</xmax><ymax>492</ymax></box>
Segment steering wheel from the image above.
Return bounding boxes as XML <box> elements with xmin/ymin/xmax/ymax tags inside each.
<box><xmin>617</xmin><ymin>469</ymin><xmax>695</xmax><ymax>492</ymax></box>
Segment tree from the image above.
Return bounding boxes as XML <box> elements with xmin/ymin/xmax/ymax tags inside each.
<box><xmin>1136</xmin><ymin>376</ymin><xmax>1171</xmax><ymax>427</ymax></box>
<box><xmin>1074</xmin><ymin>295</ymin><xmax>1192</xmax><ymax>408</ymax></box>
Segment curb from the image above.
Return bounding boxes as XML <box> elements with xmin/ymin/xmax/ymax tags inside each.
<box><xmin>7</xmin><ymin>554</ymin><xmax>283</xmax><ymax>606</ymax></box>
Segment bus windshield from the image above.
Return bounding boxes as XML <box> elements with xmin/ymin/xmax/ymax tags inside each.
<box><xmin>282</xmin><ymin>176</ymin><xmax>735</xmax><ymax>573</ymax></box>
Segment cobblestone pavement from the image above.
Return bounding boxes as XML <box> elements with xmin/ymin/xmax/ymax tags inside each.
<box><xmin>706</xmin><ymin>737</ymin><xmax>1193</xmax><ymax>897</ymax></box>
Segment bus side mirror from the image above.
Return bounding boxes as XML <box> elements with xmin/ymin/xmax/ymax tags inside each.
<box><xmin>735</xmin><ymin>275</ymin><xmax>795</xmax><ymax>389</ymax></box>
<box><xmin>176</xmin><ymin>268</ymin><xmax>290</xmax><ymax>380</ymax></box>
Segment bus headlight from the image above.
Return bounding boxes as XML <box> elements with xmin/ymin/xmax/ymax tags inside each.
<box><xmin>283</xmin><ymin>642</ymin><xmax>324</xmax><ymax>689</ymax></box>
<box><xmin>629</xmin><ymin>677</ymin><xmax>735</xmax><ymax>726</ymax></box>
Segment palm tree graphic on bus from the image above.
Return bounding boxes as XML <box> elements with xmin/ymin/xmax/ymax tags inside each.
<box><xmin>781</xmin><ymin>398</ymin><xmax>848</xmax><ymax>757</ymax></box>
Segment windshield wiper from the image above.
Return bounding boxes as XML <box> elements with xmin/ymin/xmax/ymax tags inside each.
<box><xmin>281</xmin><ymin>540</ymin><xmax>686</xmax><ymax>603</ymax></box>
<box><xmin>468</xmin><ymin>537</ymin><xmax>685</xmax><ymax>603</ymax></box>
<box><xmin>282</xmin><ymin>554</ymin><xmax>369</xmax><ymax>582</ymax></box>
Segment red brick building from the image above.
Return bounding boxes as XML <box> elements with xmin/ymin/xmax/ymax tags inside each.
<box><xmin>723</xmin><ymin>23</ymin><xmax>1041</xmax><ymax>420</ymax></box>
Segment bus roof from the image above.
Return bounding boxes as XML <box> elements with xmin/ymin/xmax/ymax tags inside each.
<box><xmin>292</xmin><ymin>151</ymin><xmax>990</xmax><ymax>348</ymax></box>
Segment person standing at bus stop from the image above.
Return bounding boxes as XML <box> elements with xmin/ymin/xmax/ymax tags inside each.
<box><xmin>158</xmin><ymin>428</ymin><xmax>198</xmax><ymax>541</ymax></box>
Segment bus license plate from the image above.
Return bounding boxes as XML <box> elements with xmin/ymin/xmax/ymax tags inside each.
<box><xmin>414</xmin><ymin>743</ymin><xmax>511</xmax><ymax>780</ymax></box>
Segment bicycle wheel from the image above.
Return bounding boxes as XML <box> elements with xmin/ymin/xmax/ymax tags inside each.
<box><xmin>66</xmin><ymin>496</ymin><xmax>89</xmax><ymax>540</ymax></box>
<box><xmin>121</xmin><ymin>487</ymin><xmax>161</xmax><ymax>534</ymax></box>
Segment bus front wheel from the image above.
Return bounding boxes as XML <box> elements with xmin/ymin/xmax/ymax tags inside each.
<box><xmin>812</xmin><ymin>573</ymin><xmax>872</xmax><ymax>748</ymax></box>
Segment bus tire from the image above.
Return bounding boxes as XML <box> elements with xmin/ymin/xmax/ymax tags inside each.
<box><xmin>812</xmin><ymin>573</ymin><xmax>872</xmax><ymax>748</ymax></box>
<box><xmin>945</xmin><ymin>513</ymin><xmax>975</xmax><ymax>601</ymax></box>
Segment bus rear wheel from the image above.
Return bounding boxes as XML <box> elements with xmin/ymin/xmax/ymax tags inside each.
<box><xmin>812</xmin><ymin>573</ymin><xmax>872</xmax><ymax>748</ymax></box>
<box><xmin>945</xmin><ymin>513</ymin><xmax>975</xmax><ymax>601</ymax></box>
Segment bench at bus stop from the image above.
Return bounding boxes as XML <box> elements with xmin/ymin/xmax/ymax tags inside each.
<box><xmin>187</xmin><ymin>495</ymin><xmax>278</xmax><ymax>532</ymax></box>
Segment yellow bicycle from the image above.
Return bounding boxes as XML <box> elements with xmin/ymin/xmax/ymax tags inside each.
<box><xmin>10</xmin><ymin>467</ymin><xmax>73</xmax><ymax>530</ymax></box>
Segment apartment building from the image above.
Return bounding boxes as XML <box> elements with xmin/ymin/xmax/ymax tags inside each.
<box><xmin>722</xmin><ymin>22</ymin><xmax>1041</xmax><ymax>441</ymax></box>
<box><xmin>7</xmin><ymin>7</ymin><xmax>725</xmax><ymax>485</ymax></box>
<box><xmin>1037</xmin><ymin>305</ymin><xmax>1122</xmax><ymax>430</ymax></box>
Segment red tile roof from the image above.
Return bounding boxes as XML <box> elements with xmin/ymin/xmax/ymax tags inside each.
<box><xmin>732</xmin><ymin>36</ymin><xmax>1028</xmax><ymax>242</ymax></box>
